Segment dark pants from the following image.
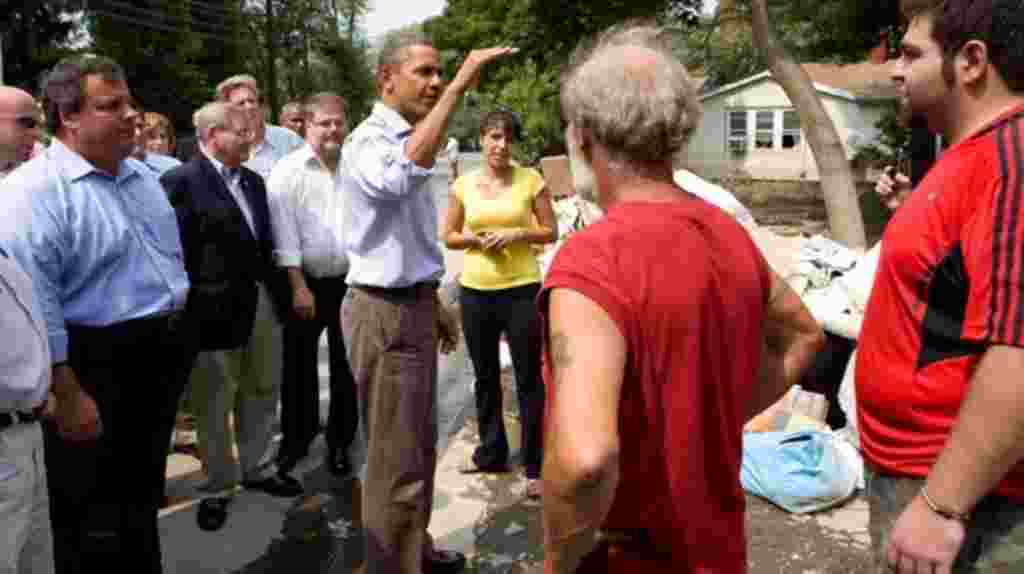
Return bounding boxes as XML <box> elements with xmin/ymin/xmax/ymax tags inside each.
<box><xmin>278</xmin><ymin>275</ymin><xmax>357</xmax><ymax>472</ymax></box>
<box><xmin>44</xmin><ymin>313</ymin><xmax>193</xmax><ymax>574</ymax></box>
<box><xmin>865</xmin><ymin>464</ymin><xmax>1024</xmax><ymax>573</ymax></box>
<box><xmin>459</xmin><ymin>283</ymin><xmax>544</xmax><ymax>478</ymax></box>
<box><xmin>341</xmin><ymin>285</ymin><xmax>438</xmax><ymax>574</ymax></box>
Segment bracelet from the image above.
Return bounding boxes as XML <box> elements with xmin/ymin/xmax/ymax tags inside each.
<box><xmin>920</xmin><ymin>485</ymin><xmax>970</xmax><ymax>523</ymax></box>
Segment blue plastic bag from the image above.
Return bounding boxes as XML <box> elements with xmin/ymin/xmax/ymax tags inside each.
<box><xmin>740</xmin><ymin>430</ymin><xmax>862</xmax><ymax>514</ymax></box>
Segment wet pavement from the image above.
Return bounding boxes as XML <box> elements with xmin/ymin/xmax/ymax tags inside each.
<box><xmin>155</xmin><ymin>160</ymin><xmax>874</xmax><ymax>572</ymax></box>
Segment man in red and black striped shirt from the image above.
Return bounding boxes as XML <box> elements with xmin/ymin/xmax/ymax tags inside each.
<box><xmin>857</xmin><ymin>1</ymin><xmax>1024</xmax><ymax>572</ymax></box>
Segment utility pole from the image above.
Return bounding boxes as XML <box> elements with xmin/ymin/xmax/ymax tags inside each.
<box><xmin>1</xmin><ymin>31</ymin><xmax>5</xmax><ymax>85</ymax></box>
<box><xmin>265</xmin><ymin>0</ymin><xmax>278</xmax><ymax>116</ymax></box>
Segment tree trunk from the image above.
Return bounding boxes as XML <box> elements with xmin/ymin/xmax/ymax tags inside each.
<box><xmin>749</xmin><ymin>0</ymin><xmax>867</xmax><ymax>250</ymax></box>
<box><xmin>265</xmin><ymin>0</ymin><xmax>278</xmax><ymax>116</ymax></box>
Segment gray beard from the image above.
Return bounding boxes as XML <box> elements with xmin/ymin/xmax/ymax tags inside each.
<box><xmin>568</xmin><ymin>146</ymin><xmax>599</xmax><ymax>204</ymax></box>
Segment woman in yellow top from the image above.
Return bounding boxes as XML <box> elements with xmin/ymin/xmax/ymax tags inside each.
<box><xmin>442</xmin><ymin>110</ymin><xmax>557</xmax><ymax>498</ymax></box>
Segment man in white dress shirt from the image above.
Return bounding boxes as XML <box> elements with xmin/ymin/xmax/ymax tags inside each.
<box><xmin>267</xmin><ymin>93</ymin><xmax>357</xmax><ymax>477</ymax></box>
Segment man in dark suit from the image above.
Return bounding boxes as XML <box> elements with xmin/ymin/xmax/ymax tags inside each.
<box><xmin>161</xmin><ymin>102</ymin><xmax>300</xmax><ymax>514</ymax></box>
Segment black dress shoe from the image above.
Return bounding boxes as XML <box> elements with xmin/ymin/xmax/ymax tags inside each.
<box><xmin>242</xmin><ymin>473</ymin><xmax>303</xmax><ymax>497</ymax></box>
<box><xmin>196</xmin><ymin>496</ymin><xmax>231</xmax><ymax>531</ymax></box>
<box><xmin>423</xmin><ymin>549</ymin><xmax>466</xmax><ymax>574</ymax></box>
<box><xmin>276</xmin><ymin>452</ymin><xmax>303</xmax><ymax>475</ymax></box>
<box><xmin>325</xmin><ymin>450</ymin><xmax>351</xmax><ymax>477</ymax></box>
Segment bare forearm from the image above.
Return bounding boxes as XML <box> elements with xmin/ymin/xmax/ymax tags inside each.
<box><xmin>443</xmin><ymin>231</ymin><xmax>481</xmax><ymax>251</ymax></box>
<box><xmin>750</xmin><ymin>275</ymin><xmax>824</xmax><ymax>420</ymax></box>
<box><xmin>518</xmin><ymin>225</ymin><xmax>557</xmax><ymax>245</ymax></box>
<box><xmin>925</xmin><ymin>346</ymin><xmax>1024</xmax><ymax>515</ymax></box>
<box><xmin>543</xmin><ymin>454</ymin><xmax>619</xmax><ymax>574</ymax></box>
<box><xmin>749</xmin><ymin>336</ymin><xmax>819</xmax><ymax>420</ymax></box>
<box><xmin>405</xmin><ymin>88</ymin><xmax>463</xmax><ymax>168</ymax></box>
<box><xmin>286</xmin><ymin>267</ymin><xmax>308</xmax><ymax>293</ymax></box>
<box><xmin>50</xmin><ymin>364</ymin><xmax>82</xmax><ymax>403</ymax></box>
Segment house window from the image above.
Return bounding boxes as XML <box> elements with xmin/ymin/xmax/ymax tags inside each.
<box><xmin>727</xmin><ymin>110</ymin><xmax>748</xmax><ymax>155</ymax></box>
<box><xmin>782</xmin><ymin>110</ymin><xmax>802</xmax><ymax>149</ymax></box>
<box><xmin>755</xmin><ymin>110</ymin><xmax>774</xmax><ymax>149</ymax></box>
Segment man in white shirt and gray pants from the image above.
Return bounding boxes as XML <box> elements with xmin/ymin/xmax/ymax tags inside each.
<box><xmin>267</xmin><ymin>93</ymin><xmax>357</xmax><ymax>477</ymax></box>
<box><xmin>0</xmin><ymin>86</ymin><xmax>54</xmax><ymax>574</ymax></box>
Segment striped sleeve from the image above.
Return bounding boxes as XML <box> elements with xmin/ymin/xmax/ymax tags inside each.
<box><xmin>969</xmin><ymin>118</ymin><xmax>1024</xmax><ymax>347</ymax></box>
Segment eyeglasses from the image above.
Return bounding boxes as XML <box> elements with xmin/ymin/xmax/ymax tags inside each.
<box><xmin>0</xmin><ymin>115</ymin><xmax>40</xmax><ymax>129</ymax></box>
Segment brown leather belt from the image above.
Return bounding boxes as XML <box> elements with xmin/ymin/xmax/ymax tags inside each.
<box><xmin>354</xmin><ymin>281</ymin><xmax>439</xmax><ymax>299</ymax></box>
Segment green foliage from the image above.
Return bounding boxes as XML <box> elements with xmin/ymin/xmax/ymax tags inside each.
<box><xmin>423</xmin><ymin>0</ymin><xmax>704</xmax><ymax>164</ymax></box>
<box><xmin>0</xmin><ymin>1</ymin><xmax>77</xmax><ymax>90</ymax></box>
<box><xmin>79</xmin><ymin>0</ymin><xmax>375</xmax><ymax>136</ymax></box>
<box><xmin>89</xmin><ymin>0</ymin><xmax>224</xmax><ymax>132</ymax></box>
<box><xmin>685</xmin><ymin>22</ymin><xmax>761</xmax><ymax>92</ymax></box>
<box><xmin>851</xmin><ymin>102</ymin><xmax>911</xmax><ymax>167</ymax></box>
<box><xmin>239</xmin><ymin>0</ymin><xmax>375</xmax><ymax>120</ymax></box>
<box><xmin>315</xmin><ymin>32</ymin><xmax>376</xmax><ymax>126</ymax></box>
<box><xmin>471</xmin><ymin>61</ymin><xmax>563</xmax><ymax>165</ymax></box>
<box><xmin>696</xmin><ymin>0</ymin><xmax>905</xmax><ymax>89</ymax></box>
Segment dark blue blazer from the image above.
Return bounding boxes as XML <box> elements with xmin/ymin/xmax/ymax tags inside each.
<box><xmin>161</xmin><ymin>155</ymin><xmax>288</xmax><ymax>351</ymax></box>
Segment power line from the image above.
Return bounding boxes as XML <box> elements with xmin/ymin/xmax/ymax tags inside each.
<box><xmin>90</xmin><ymin>9</ymin><xmax>250</xmax><ymax>44</ymax></box>
<box><xmin>94</xmin><ymin>0</ymin><xmax>237</xmax><ymax>35</ymax></box>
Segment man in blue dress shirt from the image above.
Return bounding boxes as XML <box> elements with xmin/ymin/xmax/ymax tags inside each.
<box><xmin>0</xmin><ymin>56</ymin><xmax>191</xmax><ymax>574</ymax></box>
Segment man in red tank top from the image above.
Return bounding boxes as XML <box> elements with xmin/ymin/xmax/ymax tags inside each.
<box><xmin>539</xmin><ymin>24</ymin><xmax>825</xmax><ymax>574</ymax></box>
<box><xmin>856</xmin><ymin>1</ymin><xmax>1024</xmax><ymax>572</ymax></box>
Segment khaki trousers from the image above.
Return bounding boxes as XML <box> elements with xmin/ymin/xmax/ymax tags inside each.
<box><xmin>191</xmin><ymin>283</ymin><xmax>283</xmax><ymax>489</ymax></box>
<box><xmin>342</xmin><ymin>287</ymin><xmax>438</xmax><ymax>574</ymax></box>
<box><xmin>866</xmin><ymin>465</ymin><xmax>1024</xmax><ymax>572</ymax></box>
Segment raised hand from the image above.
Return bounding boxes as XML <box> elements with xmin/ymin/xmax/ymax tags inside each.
<box><xmin>449</xmin><ymin>47</ymin><xmax>519</xmax><ymax>94</ymax></box>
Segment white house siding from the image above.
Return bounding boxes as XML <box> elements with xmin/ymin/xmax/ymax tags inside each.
<box><xmin>685</xmin><ymin>76</ymin><xmax>890</xmax><ymax>182</ymax></box>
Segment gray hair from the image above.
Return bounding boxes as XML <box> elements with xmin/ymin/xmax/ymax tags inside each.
<box><xmin>43</xmin><ymin>55</ymin><xmax>126</xmax><ymax>134</ymax></box>
<box><xmin>560</xmin><ymin>24</ymin><xmax>703</xmax><ymax>166</ymax></box>
<box><xmin>280</xmin><ymin>100</ymin><xmax>305</xmax><ymax>117</ymax></box>
<box><xmin>215</xmin><ymin>74</ymin><xmax>259</xmax><ymax>103</ymax></box>
<box><xmin>193</xmin><ymin>101</ymin><xmax>241</xmax><ymax>142</ymax></box>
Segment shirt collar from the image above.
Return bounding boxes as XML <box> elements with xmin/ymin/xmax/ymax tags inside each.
<box><xmin>201</xmin><ymin>144</ymin><xmax>233</xmax><ymax>177</ymax></box>
<box><xmin>293</xmin><ymin>143</ymin><xmax>317</xmax><ymax>165</ymax></box>
<box><xmin>299</xmin><ymin>144</ymin><xmax>336</xmax><ymax>173</ymax></box>
<box><xmin>372</xmin><ymin>101</ymin><xmax>414</xmax><ymax>136</ymax></box>
<box><xmin>252</xmin><ymin>125</ymin><xmax>285</xmax><ymax>157</ymax></box>
<box><xmin>49</xmin><ymin>139</ymin><xmax>140</xmax><ymax>183</ymax></box>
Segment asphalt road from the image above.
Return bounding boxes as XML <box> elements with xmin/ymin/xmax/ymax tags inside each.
<box><xmin>159</xmin><ymin>157</ymin><xmax>486</xmax><ymax>574</ymax></box>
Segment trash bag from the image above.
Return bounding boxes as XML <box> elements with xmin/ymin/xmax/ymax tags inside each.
<box><xmin>740</xmin><ymin>430</ymin><xmax>863</xmax><ymax>514</ymax></box>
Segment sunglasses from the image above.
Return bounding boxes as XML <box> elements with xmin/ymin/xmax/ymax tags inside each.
<box><xmin>0</xmin><ymin>115</ymin><xmax>41</xmax><ymax>129</ymax></box>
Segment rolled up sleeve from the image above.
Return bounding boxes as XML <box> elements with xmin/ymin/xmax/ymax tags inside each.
<box><xmin>345</xmin><ymin>133</ymin><xmax>433</xmax><ymax>202</ymax></box>
<box><xmin>267</xmin><ymin>160</ymin><xmax>304</xmax><ymax>268</ymax></box>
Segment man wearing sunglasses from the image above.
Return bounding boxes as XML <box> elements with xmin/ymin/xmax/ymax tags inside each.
<box><xmin>0</xmin><ymin>87</ymin><xmax>41</xmax><ymax>179</ymax></box>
